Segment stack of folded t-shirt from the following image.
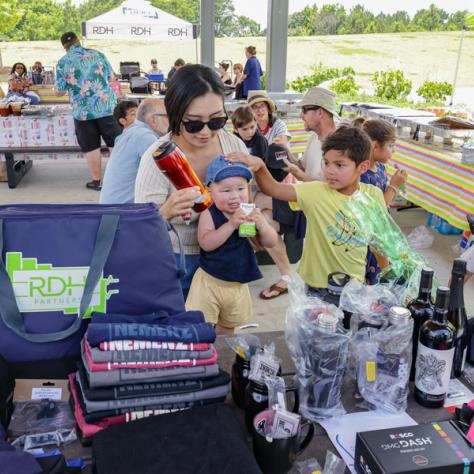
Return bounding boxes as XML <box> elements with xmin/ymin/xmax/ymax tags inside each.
<box><xmin>69</xmin><ymin>311</ymin><xmax>230</xmax><ymax>439</ymax></box>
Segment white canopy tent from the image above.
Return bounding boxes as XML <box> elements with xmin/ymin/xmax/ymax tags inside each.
<box><xmin>82</xmin><ymin>0</ymin><xmax>196</xmax><ymax>41</ymax></box>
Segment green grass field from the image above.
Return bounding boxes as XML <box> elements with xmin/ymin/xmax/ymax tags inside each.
<box><xmin>0</xmin><ymin>31</ymin><xmax>473</xmax><ymax>91</ymax></box>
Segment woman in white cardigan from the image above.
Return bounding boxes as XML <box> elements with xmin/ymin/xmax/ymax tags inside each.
<box><xmin>135</xmin><ymin>64</ymin><xmax>248</xmax><ymax>298</ymax></box>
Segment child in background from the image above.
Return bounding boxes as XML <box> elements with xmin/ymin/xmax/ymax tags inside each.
<box><xmin>113</xmin><ymin>100</ymin><xmax>138</xmax><ymax>129</ymax></box>
<box><xmin>232</xmin><ymin>105</ymin><xmax>268</xmax><ymax>161</ymax></box>
<box><xmin>354</xmin><ymin>118</ymin><xmax>408</xmax><ymax>283</ymax></box>
<box><xmin>231</xmin><ymin>106</ymin><xmax>294</xmax><ymax>301</ymax></box>
<box><xmin>185</xmin><ymin>156</ymin><xmax>278</xmax><ymax>335</ymax></box>
<box><xmin>30</xmin><ymin>61</ymin><xmax>44</xmax><ymax>85</ymax></box>
<box><xmin>225</xmin><ymin>126</ymin><xmax>389</xmax><ymax>294</ymax></box>
<box><xmin>354</xmin><ymin>118</ymin><xmax>408</xmax><ymax>205</ymax></box>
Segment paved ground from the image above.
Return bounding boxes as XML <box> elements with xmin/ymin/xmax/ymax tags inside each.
<box><xmin>1</xmin><ymin>158</ymin><xmax>472</xmax><ymax>332</ymax></box>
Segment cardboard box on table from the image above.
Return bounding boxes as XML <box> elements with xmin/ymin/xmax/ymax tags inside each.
<box><xmin>355</xmin><ymin>421</ymin><xmax>474</xmax><ymax>474</ymax></box>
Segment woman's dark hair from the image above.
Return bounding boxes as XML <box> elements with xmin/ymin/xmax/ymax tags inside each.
<box><xmin>231</xmin><ymin>106</ymin><xmax>256</xmax><ymax>129</ymax></box>
<box><xmin>246</xmin><ymin>46</ymin><xmax>257</xmax><ymax>55</ymax></box>
<box><xmin>11</xmin><ymin>62</ymin><xmax>27</xmax><ymax>76</ymax></box>
<box><xmin>352</xmin><ymin>117</ymin><xmax>395</xmax><ymax>145</ymax></box>
<box><xmin>219</xmin><ymin>62</ymin><xmax>229</xmax><ymax>71</ymax></box>
<box><xmin>322</xmin><ymin>126</ymin><xmax>371</xmax><ymax>165</ymax></box>
<box><xmin>165</xmin><ymin>64</ymin><xmax>225</xmax><ymax>135</ymax></box>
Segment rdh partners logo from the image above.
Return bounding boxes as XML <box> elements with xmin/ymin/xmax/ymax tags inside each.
<box><xmin>6</xmin><ymin>252</ymin><xmax>119</xmax><ymax>316</ymax></box>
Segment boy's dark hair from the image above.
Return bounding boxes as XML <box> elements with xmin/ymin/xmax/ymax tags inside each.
<box><xmin>174</xmin><ymin>58</ymin><xmax>185</xmax><ymax>67</ymax></box>
<box><xmin>165</xmin><ymin>64</ymin><xmax>225</xmax><ymax>135</ymax></box>
<box><xmin>352</xmin><ymin>117</ymin><xmax>395</xmax><ymax>145</ymax></box>
<box><xmin>113</xmin><ymin>100</ymin><xmax>138</xmax><ymax>126</ymax></box>
<box><xmin>231</xmin><ymin>106</ymin><xmax>256</xmax><ymax>129</ymax></box>
<box><xmin>322</xmin><ymin>126</ymin><xmax>371</xmax><ymax>165</ymax></box>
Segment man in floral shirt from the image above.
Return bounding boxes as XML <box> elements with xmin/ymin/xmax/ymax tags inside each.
<box><xmin>56</xmin><ymin>32</ymin><xmax>121</xmax><ymax>190</ymax></box>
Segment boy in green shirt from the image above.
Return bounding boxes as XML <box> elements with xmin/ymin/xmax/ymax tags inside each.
<box><xmin>226</xmin><ymin>126</ymin><xmax>387</xmax><ymax>291</ymax></box>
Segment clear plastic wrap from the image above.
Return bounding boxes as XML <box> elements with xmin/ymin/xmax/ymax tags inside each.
<box><xmin>353</xmin><ymin>317</ymin><xmax>413</xmax><ymax>413</ymax></box>
<box><xmin>226</xmin><ymin>334</ymin><xmax>261</xmax><ymax>359</ymax></box>
<box><xmin>340</xmin><ymin>279</ymin><xmax>398</xmax><ymax>332</ymax></box>
<box><xmin>296</xmin><ymin>457</ymin><xmax>322</xmax><ymax>474</ymax></box>
<box><xmin>8</xmin><ymin>400</ymin><xmax>76</xmax><ymax>439</ymax></box>
<box><xmin>406</xmin><ymin>226</ymin><xmax>435</xmax><ymax>250</ymax></box>
<box><xmin>265</xmin><ymin>376</ymin><xmax>287</xmax><ymax>410</ymax></box>
<box><xmin>248</xmin><ymin>343</ymin><xmax>281</xmax><ymax>384</ymax></box>
<box><xmin>342</xmin><ymin>190</ymin><xmax>429</xmax><ymax>303</ymax></box>
<box><xmin>286</xmin><ymin>274</ymin><xmax>350</xmax><ymax>421</ymax></box>
<box><xmin>12</xmin><ymin>429</ymin><xmax>77</xmax><ymax>451</ymax></box>
<box><xmin>322</xmin><ymin>450</ymin><xmax>346</xmax><ymax>474</ymax></box>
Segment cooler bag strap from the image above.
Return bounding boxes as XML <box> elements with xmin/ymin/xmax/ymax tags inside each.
<box><xmin>167</xmin><ymin>222</ymin><xmax>186</xmax><ymax>279</ymax></box>
<box><xmin>0</xmin><ymin>214</ymin><xmax>120</xmax><ymax>343</ymax></box>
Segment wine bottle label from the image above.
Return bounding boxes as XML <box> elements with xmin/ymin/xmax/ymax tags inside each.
<box><xmin>415</xmin><ymin>343</ymin><xmax>454</xmax><ymax>396</ymax></box>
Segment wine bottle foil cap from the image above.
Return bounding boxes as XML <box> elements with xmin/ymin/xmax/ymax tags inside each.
<box><xmin>388</xmin><ymin>306</ymin><xmax>411</xmax><ymax>325</ymax></box>
<box><xmin>452</xmin><ymin>258</ymin><xmax>467</xmax><ymax>275</ymax></box>
<box><xmin>435</xmin><ymin>286</ymin><xmax>450</xmax><ymax>311</ymax></box>
<box><xmin>316</xmin><ymin>313</ymin><xmax>338</xmax><ymax>332</ymax></box>
<box><xmin>420</xmin><ymin>267</ymin><xmax>434</xmax><ymax>291</ymax></box>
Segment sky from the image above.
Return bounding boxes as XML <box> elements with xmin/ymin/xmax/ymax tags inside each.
<box><xmin>233</xmin><ymin>0</ymin><xmax>471</xmax><ymax>27</ymax></box>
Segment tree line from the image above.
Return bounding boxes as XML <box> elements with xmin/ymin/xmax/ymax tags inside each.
<box><xmin>0</xmin><ymin>0</ymin><xmax>260</xmax><ymax>41</ymax></box>
<box><xmin>288</xmin><ymin>4</ymin><xmax>467</xmax><ymax>36</ymax></box>
<box><xmin>0</xmin><ymin>0</ymin><xmax>469</xmax><ymax>41</ymax></box>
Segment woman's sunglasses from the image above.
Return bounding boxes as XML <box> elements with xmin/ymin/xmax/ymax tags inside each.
<box><xmin>182</xmin><ymin>115</ymin><xmax>228</xmax><ymax>134</ymax></box>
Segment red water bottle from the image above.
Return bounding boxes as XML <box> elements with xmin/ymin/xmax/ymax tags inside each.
<box><xmin>152</xmin><ymin>141</ymin><xmax>212</xmax><ymax>213</ymax></box>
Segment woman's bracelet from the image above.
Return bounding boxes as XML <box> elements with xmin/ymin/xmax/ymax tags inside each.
<box><xmin>387</xmin><ymin>184</ymin><xmax>399</xmax><ymax>195</ymax></box>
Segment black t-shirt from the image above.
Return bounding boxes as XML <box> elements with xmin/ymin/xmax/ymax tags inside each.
<box><xmin>234</xmin><ymin>129</ymin><xmax>268</xmax><ymax>161</ymax></box>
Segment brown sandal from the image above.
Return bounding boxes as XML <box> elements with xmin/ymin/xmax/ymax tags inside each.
<box><xmin>259</xmin><ymin>283</ymin><xmax>288</xmax><ymax>300</ymax></box>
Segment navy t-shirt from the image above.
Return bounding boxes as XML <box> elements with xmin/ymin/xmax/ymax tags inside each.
<box><xmin>199</xmin><ymin>205</ymin><xmax>262</xmax><ymax>284</ymax></box>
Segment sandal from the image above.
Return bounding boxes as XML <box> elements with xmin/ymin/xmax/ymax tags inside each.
<box><xmin>86</xmin><ymin>180</ymin><xmax>102</xmax><ymax>191</ymax></box>
<box><xmin>259</xmin><ymin>283</ymin><xmax>288</xmax><ymax>300</ymax></box>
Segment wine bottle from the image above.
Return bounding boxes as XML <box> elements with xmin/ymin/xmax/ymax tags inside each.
<box><xmin>407</xmin><ymin>268</ymin><xmax>434</xmax><ymax>381</ymax></box>
<box><xmin>414</xmin><ymin>287</ymin><xmax>455</xmax><ymax>408</ymax></box>
<box><xmin>448</xmin><ymin>258</ymin><xmax>468</xmax><ymax>378</ymax></box>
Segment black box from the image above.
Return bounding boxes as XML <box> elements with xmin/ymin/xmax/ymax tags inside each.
<box><xmin>355</xmin><ymin>421</ymin><xmax>474</xmax><ymax>473</ymax></box>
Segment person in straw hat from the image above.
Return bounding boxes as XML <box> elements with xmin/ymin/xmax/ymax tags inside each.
<box><xmin>247</xmin><ymin>90</ymin><xmax>291</xmax><ymax>147</ymax></box>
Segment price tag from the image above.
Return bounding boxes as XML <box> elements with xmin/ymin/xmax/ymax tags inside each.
<box><xmin>271</xmin><ymin>408</ymin><xmax>300</xmax><ymax>438</ymax></box>
<box><xmin>250</xmin><ymin>353</ymin><xmax>279</xmax><ymax>383</ymax></box>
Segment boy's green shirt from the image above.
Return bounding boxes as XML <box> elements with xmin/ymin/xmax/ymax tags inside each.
<box><xmin>290</xmin><ymin>181</ymin><xmax>385</xmax><ymax>288</ymax></box>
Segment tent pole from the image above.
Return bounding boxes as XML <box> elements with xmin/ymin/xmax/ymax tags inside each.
<box><xmin>450</xmin><ymin>26</ymin><xmax>465</xmax><ymax>106</ymax></box>
<box><xmin>195</xmin><ymin>25</ymin><xmax>199</xmax><ymax>63</ymax></box>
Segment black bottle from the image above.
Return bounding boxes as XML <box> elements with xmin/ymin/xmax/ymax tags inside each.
<box><xmin>323</xmin><ymin>272</ymin><xmax>352</xmax><ymax>329</ymax></box>
<box><xmin>407</xmin><ymin>268</ymin><xmax>434</xmax><ymax>381</ymax></box>
<box><xmin>414</xmin><ymin>287</ymin><xmax>455</xmax><ymax>408</ymax></box>
<box><xmin>448</xmin><ymin>258</ymin><xmax>468</xmax><ymax>378</ymax></box>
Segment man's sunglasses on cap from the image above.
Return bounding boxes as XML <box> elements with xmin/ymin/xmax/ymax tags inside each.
<box><xmin>182</xmin><ymin>115</ymin><xmax>228</xmax><ymax>134</ymax></box>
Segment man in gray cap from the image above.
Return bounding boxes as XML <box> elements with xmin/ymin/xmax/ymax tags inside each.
<box><xmin>286</xmin><ymin>86</ymin><xmax>338</xmax><ymax>182</ymax></box>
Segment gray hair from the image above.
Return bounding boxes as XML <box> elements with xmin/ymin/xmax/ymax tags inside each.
<box><xmin>137</xmin><ymin>99</ymin><xmax>165</xmax><ymax>122</ymax></box>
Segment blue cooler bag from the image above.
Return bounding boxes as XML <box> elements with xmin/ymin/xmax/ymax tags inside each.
<box><xmin>0</xmin><ymin>204</ymin><xmax>185</xmax><ymax>363</ymax></box>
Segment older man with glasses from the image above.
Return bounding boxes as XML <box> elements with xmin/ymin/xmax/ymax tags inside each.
<box><xmin>286</xmin><ymin>87</ymin><xmax>338</xmax><ymax>182</ymax></box>
<box><xmin>100</xmin><ymin>99</ymin><xmax>169</xmax><ymax>204</ymax></box>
